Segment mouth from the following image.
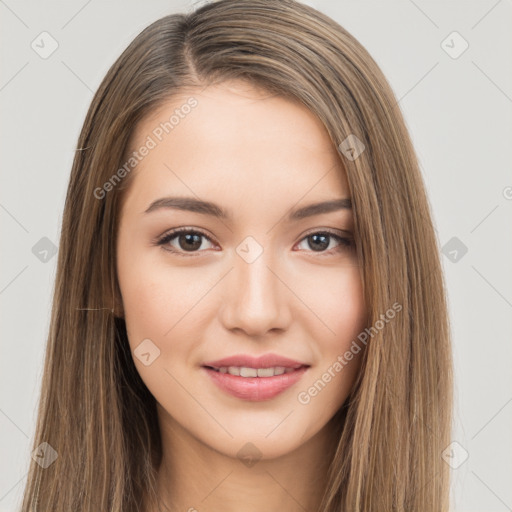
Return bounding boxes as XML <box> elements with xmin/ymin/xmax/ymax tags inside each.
<box><xmin>202</xmin><ymin>364</ymin><xmax>308</xmax><ymax>377</ymax></box>
<box><xmin>201</xmin><ymin>364</ymin><xmax>310</xmax><ymax>401</ymax></box>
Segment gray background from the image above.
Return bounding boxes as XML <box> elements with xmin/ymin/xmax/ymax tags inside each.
<box><xmin>1</xmin><ymin>0</ymin><xmax>511</xmax><ymax>510</ymax></box>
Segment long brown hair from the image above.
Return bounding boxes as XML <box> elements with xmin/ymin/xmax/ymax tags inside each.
<box><xmin>19</xmin><ymin>1</ymin><xmax>453</xmax><ymax>510</ymax></box>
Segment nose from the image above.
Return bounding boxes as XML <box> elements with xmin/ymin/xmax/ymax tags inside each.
<box><xmin>219</xmin><ymin>249</ymin><xmax>292</xmax><ymax>337</ymax></box>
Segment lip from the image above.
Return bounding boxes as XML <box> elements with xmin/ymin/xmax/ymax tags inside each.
<box><xmin>202</xmin><ymin>353</ymin><xmax>308</xmax><ymax>369</ymax></box>
<box><xmin>201</xmin><ymin>353</ymin><xmax>310</xmax><ymax>402</ymax></box>
<box><xmin>202</xmin><ymin>365</ymin><xmax>309</xmax><ymax>401</ymax></box>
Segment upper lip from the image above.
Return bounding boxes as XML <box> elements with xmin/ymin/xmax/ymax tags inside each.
<box><xmin>202</xmin><ymin>353</ymin><xmax>309</xmax><ymax>369</ymax></box>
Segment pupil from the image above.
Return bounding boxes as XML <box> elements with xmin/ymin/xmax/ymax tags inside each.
<box><xmin>309</xmin><ymin>234</ymin><xmax>329</xmax><ymax>251</ymax></box>
<box><xmin>180</xmin><ymin>233</ymin><xmax>202</xmax><ymax>251</ymax></box>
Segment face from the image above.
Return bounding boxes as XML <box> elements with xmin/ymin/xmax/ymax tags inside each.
<box><xmin>116</xmin><ymin>80</ymin><xmax>367</xmax><ymax>460</ymax></box>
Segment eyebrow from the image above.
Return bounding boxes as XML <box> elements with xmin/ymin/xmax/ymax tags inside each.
<box><xmin>144</xmin><ymin>196</ymin><xmax>352</xmax><ymax>221</ymax></box>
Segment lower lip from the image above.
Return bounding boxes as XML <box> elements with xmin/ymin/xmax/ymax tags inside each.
<box><xmin>202</xmin><ymin>366</ymin><xmax>309</xmax><ymax>401</ymax></box>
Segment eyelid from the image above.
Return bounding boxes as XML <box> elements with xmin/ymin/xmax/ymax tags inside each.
<box><xmin>300</xmin><ymin>226</ymin><xmax>352</xmax><ymax>238</ymax></box>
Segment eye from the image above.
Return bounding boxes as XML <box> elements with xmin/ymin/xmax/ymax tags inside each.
<box><xmin>155</xmin><ymin>228</ymin><xmax>354</xmax><ymax>257</ymax></box>
<box><xmin>295</xmin><ymin>230</ymin><xmax>354</xmax><ymax>255</ymax></box>
<box><xmin>156</xmin><ymin>228</ymin><xmax>216</xmax><ymax>256</ymax></box>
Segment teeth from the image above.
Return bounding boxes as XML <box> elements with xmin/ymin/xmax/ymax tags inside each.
<box><xmin>215</xmin><ymin>366</ymin><xmax>298</xmax><ymax>377</ymax></box>
<box><xmin>257</xmin><ymin>367</ymin><xmax>276</xmax><ymax>377</ymax></box>
<box><xmin>240</xmin><ymin>367</ymin><xmax>258</xmax><ymax>377</ymax></box>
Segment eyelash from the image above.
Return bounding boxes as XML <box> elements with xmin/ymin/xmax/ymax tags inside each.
<box><xmin>155</xmin><ymin>227</ymin><xmax>354</xmax><ymax>258</ymax></box>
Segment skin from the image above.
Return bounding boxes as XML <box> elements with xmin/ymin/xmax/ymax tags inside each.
<box><xmin>116</xmin><ymin>80</ymin><xmax>367</xmax><ymax>512</ymax></box>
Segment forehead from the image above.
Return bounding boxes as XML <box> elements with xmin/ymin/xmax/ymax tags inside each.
<box><xmin>122</xmin><ymin>80</ymin><xmax>350</xmax><ymax>214</ymax></box>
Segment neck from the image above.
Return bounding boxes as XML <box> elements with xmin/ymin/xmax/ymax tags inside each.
<box><xmin>150</xmin><ymin>406</ymin><xmax>342</xmax><ymax>512</ymax></box>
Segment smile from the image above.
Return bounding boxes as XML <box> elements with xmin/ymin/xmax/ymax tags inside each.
<box><xmin>205</xmin><ymin>365</ymin><xmax>305</xmax><ymax>377</ymax></box>
<box><xmin>202</xmin><ymin>365</ymin><xmax>310</xmax><ymax>401</ymax></box>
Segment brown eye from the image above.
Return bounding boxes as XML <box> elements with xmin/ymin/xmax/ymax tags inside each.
<box><xmin>296</xmin><ymin>231</ymin><xmax>354</xmax><ymax>254</ymax></box>
<box><xmin>306</xmin><ymin>233</ymin><xmax>330</xmax><ymax>251</ymax></box>
<box><xmin>175</xmin><ymin>232</ymin><xmax>203</xmax><ymax>251</ymax></box>
<box><xmin>157</xmin><ymin>228</ymin><xmax>215</xmax><ymax>255</ymax></box>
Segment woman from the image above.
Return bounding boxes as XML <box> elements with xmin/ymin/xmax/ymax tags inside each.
<box><xmin>20</xmin><ymin>0</ymin><xmax>453</xmax><ymax>510</ymax></box>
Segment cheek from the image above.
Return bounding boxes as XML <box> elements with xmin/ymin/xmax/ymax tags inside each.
<box><xmin>117</xmin><ymin>261</ymin><xmax>203</xmax><ymax>406</ymax></box>
<box><xmin>117</xmin><ymin>235</ymin><xmax>185</xmax><ymax>332</ymax></box>
<box><xmin>117</xmin><ymin>253</ymin><xmax>215</xmax><ymax>368</ymax></box>
<box><xmin>296</xmin><ymin>265</ymin><xmax>367</xmax><ymax>399</ymax></box>
<box><xmin>119</xmin><ymin>272</ymin><xmax>168</xmax><ymax>342</ymax></box>
<box><xmin>333</xmin><ymin>270</ymin><xmax>367</xmax><ymax>347</ymax></box>
<box><xmin>298</xmin><ymin>263</ymin><xmax>366</xmax><ymax>346</ymax></box>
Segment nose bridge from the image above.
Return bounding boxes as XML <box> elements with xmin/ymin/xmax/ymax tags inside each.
<box><xmin>238</xmin><ymin>248</ymin><xmax>276</xmax><ymax>302</ymax></box>
<box><xmin>221</xmin><ymin>237</ymin><xmax>290</xmax><ymax>334</ymax></box>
